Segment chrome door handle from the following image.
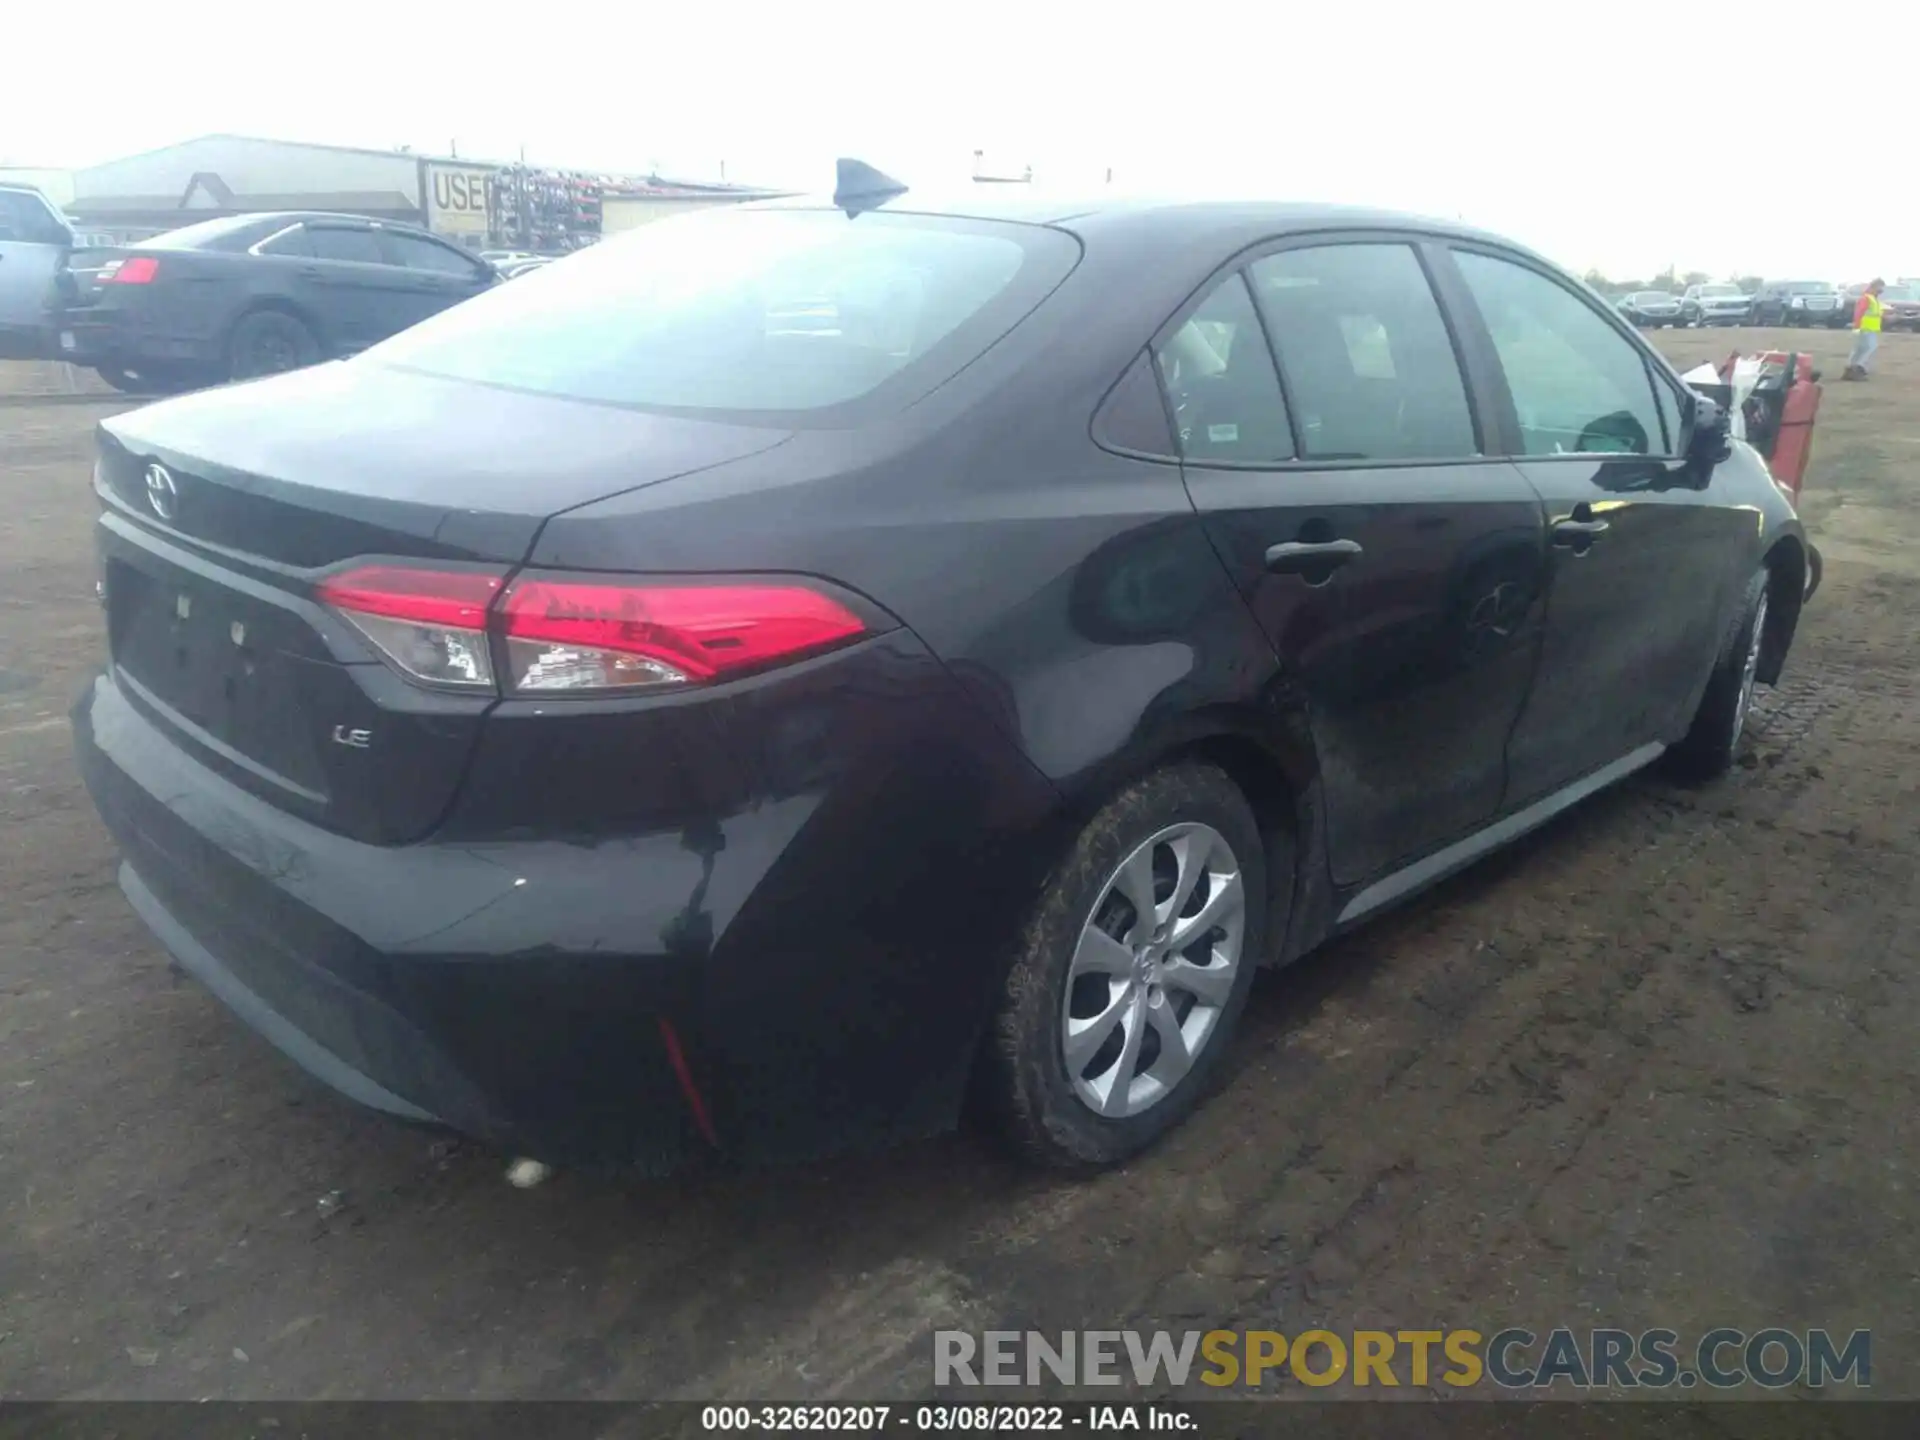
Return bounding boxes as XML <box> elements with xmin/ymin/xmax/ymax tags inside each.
<box><xmin>1265</xmin><ymin>538</ymin><xmax>1363</xmax><ymax>574</ymax></box>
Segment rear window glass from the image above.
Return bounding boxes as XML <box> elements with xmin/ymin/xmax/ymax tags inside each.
<box><xmin>366</xmin><ymin>208</ymin><xmax>1075</xmax><ymax>418</ymax></box>
<box><xmin>142</xmin><ymin>215</ymin><xmax>271</xmax><ymax>251</ymax></box>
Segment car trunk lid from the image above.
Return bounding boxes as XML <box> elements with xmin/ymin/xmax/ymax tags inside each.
<box><xmin>95</xmin><ymin>360</ymin><xmax>793</xmax><ymax>843</ymax></box>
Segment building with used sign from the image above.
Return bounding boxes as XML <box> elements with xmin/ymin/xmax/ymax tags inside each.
<box><xmin>63</xmin><ymin>134</ymin><xmax>776</xmax><ymax>248</ymax></box>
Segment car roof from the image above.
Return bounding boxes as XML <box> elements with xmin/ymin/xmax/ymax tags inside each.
<box><xmin>748</xmin><ymin>188</ymin><xmax>1535</xmax><ymax>254</ymax></box>
<box><xmin>235</xmin><ymin>211</ymin><xmax>433</xmax><ymax>230</ymax></box>
<box><xmin>136</xmin><ymin>210</ymin><xmax>450</xmax><ymax>251</ymax></box>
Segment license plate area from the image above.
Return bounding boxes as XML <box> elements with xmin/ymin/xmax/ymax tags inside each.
<box><xmin>107</xmin><ymin>559</ymin><xmax>331</xmax><ymax>797</ymax></box>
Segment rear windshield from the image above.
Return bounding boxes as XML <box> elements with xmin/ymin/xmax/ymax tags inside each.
<box><xmin>141</xmin><ymin>215</ymin><xmax>270</xmax><ymax>251</ymax></box>
<box><xmin>367</xmin><ymin>207</ymin><xmax>1079</xmax><ymax>420</ymax></box>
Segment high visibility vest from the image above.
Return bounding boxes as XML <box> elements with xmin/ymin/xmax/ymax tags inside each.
<box><xmin>1859</xmin><ymin>294</ymin><xmax>1883</xmax><ymax>332</ymax></box>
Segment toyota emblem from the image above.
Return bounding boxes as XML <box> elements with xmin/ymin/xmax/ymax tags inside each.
<box><xmin>144</xmin><ymin>463</ymin><xmax>178</xmax><ymax>521</ymax></box>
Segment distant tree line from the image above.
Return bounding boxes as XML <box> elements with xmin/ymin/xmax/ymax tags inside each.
<box><xmin>1582</xmin><ymin>268</ymin><xmax>1764</xmax><ymax>299</ymax></box>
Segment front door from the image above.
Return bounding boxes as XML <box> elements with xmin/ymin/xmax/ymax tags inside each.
<box><xmin>1443</xmin><ymin>246</ymin><xmax>1750</xmax><ymax>808</ymax></box>
<box><xmin>1163</xmin><ymin>239</ymin><xmax>1548</xmax><ymax>887</ymax></box>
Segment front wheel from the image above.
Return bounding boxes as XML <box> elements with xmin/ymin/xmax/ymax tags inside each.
<box><xmin>986</xmin><ymin>762</ymin><xmax>1273</xmax><ymax>1171</ymax></box>
<box><xmin>1665</xmin><ymin>568</ymin><xmax>1770</xmax><ymax>783</ymax></box>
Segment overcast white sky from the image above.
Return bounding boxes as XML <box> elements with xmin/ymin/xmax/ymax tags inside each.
<box><xmin>5</xmin><ymin>0</ymin><xmax>1910</xmax><ymax>281</ymax></box>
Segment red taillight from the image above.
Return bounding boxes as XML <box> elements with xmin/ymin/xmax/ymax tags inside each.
<box><xmin>497</xmin><ymin>576</ymin><xmax>867</xmax><ymax>693</ymax></box>
<box><xmin>108</xmin><ymin>256</ymin><xmax>160</xmax><ymax>285</ymax></box>
<box><xmin>315</xmin><ymin>564</ymin><xmax>869</xmax><ymax>696</ymax></box>
<box><xmin>316</xmin><ymin>565</ymin><xmax>504</xmax><ymax>691</ymax></box>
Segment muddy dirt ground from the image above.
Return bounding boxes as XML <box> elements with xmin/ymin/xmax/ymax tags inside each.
<box><xmin>2</xmin><ymin>330</ymin><xmax>1917</xmax><ymax>1402</ymax></box>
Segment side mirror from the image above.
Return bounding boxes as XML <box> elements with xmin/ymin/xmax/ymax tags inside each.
<box><xmin>1686</xmin><ymin>393</ymin><xmax>1733</xmax><ymax>470</ymax></box>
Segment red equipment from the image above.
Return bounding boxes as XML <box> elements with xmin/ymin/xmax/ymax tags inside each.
<box><xmin>1712</xmin><ymin>349</ymin><xmax>1824</xmax><ymax>600</ymax></box>
<box><xmin>1718</xmin><ymin>350</ymin><xmax>1822</xmax><ymax>504</ymax></box>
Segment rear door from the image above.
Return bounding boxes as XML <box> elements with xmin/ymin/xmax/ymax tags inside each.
<box><xmin>0</xmin><ymin>188</ymin><xmax>68</xmax><ymax>346</ymax></box>
<box><xmin>375</xmin><ymin>230</ymin><xmax>496</xmax><ymax>333</ymax></box>
<box><xmin>300</xmin><ymin>223</ymin><xmax>425</xmax><ymax>353</ymax></box>
<box><xmin>1167</xmin><ymin>237</ymin><xmax>1548</xmax><ymax>887</ymax></box>
<box><xmin>1441</xmin><ymin>244</ymin><xmax>1748</xmax><ymax>808</ymax></box>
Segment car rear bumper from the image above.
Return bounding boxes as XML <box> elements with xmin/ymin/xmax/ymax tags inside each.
<box><xmin>55</xmin><ymin>307</ymin><xmax>223</xmax><ymax>371</ymax></box>
<box><xmin>0</xmin><ymin>321</ymin><xmax>61</xmax><ymax>361</ymax></box>
<box><xmin>74</xmin><ymin>669</ymin><xmax>707</xmax><ymax>1168</ymax></box>
<box><xmin>72</xmin><ymin>635</ymin><xmax>1062</xmax><ymax>1169</ymax></box>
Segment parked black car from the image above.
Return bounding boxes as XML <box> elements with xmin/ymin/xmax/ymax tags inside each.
<box><xmin>1750</xmin><ymin>280</ymin><xmax>1844</xmax><ymax>327</ymax></box>
<box><xmin>71</xmin><ymin>184</ymin><xmax>1810</xmax><ymax>1175</ymax></box>
<box><xmin>53</xmin><ymin>212</ymin><xmax>498</xmax><ymax>394</ymax></box>
<box><xmin>1618</xmin><ymin>290</ymin><xmax>1684</xmax><ymax>327</ymax></box>
<box><xmin>1680</xmin><ymin>282</ymin><xmax>1752</xmax><ymax>327</ymax></box>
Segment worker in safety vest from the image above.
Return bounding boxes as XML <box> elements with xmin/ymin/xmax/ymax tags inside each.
<box><xmin>1843</xmin><ymin>279</ymin><xmax>1886</xmax><ymax>380</ymax></box>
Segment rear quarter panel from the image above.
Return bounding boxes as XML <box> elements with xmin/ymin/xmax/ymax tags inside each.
<box><xmin>530</xmin><ymin>222</ymin><xmax>1325</xmax><ymax>970</ymax></box>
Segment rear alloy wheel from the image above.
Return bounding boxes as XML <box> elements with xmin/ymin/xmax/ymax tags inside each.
<box><xmin>228</xmin><ymin>310</ymin><xmax>319</xmax><ymax>381</ymax></box>
<box><xmin>987</xmin><ymin>762</ymin><xmax>1271</xmax><ymax>1170</ymax></box>
<box><xmin>1665</xmin><ymin>567</ymin><xmax>1770</xmax><ymax>782</ymax></box>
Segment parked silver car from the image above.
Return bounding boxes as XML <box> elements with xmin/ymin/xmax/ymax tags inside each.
<box><xmin>1620</xmin><ymin>290</ymin><xmax>1684</xmax><ymax>328</ymax></box>
<box><xmin>0</xmin><ymin>182</ymin><xmax>72</xmax><ymax>359</ymax></box>
<box><xmin>1681</xmin><ymin>283</ymin><xmax>1753</xmax><ymax>327</ymax></box>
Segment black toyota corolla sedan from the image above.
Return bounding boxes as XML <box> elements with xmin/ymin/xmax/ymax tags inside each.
<box><xmin>71</xmin><ymin>177</ymin><xmax>1812</xmax><ymax>1174</ymax></box>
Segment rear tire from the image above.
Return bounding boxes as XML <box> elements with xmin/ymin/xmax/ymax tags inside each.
<box><xmin>95</xmin><ymin>366</ymin><xmax>148</xmax><ymax>395</ymax></box>
<box><xmin>228</xmin><ymin>310</ymin><xmax>319</xmax><ymax>381</ymax></box>
<box><xmin>1665</xmin><ymin>567</ymin><xmax>1770</xmax><ymax>783</ymax></box>
<box><xmin>986</xmin><ymin>762</ymin><xmax>1274</xmax><ymax>1171</ymax></box>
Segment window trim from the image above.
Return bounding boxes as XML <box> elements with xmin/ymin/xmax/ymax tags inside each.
<box><xmin>1140</xmin><ymin>226</ymin><xmax>1498</xmax><ymax>474</ymax></box>
<box><xmin>1437</xmin><ymin>240</ymin><xmax>1694</xmax><ymax>464</ymax></box>
<box><xmin>378</xmin><ymin>226</ymin><xmax>488</xmax><ymax>280</ymax></box>
<box><xmin>248</xmin><ymin>222</ymin><xmax>311</xmax><ymax>258</ymax></box>
<box><xmin>1090</xmin><ymin>347</ymin><xmax>1182</xmax><ymax>464</ymax></box>
<box><xmin>302</xmin><ymin>222</ymin><xmax>391</xmax><ymax>267</ymax></box>
<box><xmin>1151</xmin><ymin>269</ymin><xmax>1299</xmax><ymax>467</ymax></box>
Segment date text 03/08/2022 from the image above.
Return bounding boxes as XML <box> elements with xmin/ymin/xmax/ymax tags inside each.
<box><xmin>700</xmin><ymin>1405</ymin><xmax>1193</xmax><ymax>1432</ymax></box>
